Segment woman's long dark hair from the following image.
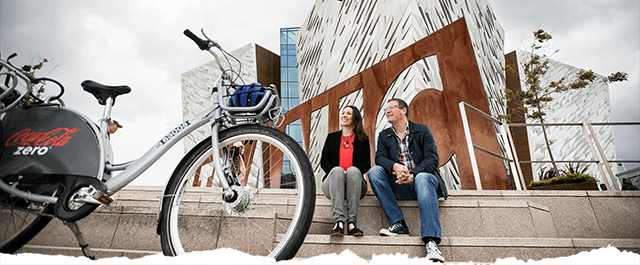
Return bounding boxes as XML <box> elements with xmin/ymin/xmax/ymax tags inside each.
<box><xmin>344</xmin><ymin>105</ymin><xmax>368</xmax><ymax>142</ymax></box>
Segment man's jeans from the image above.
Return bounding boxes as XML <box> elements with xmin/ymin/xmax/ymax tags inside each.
<box><xmin>368</xmin><ymin>165</ymin><xmax>441</xmax><ymax>242</ymax></box>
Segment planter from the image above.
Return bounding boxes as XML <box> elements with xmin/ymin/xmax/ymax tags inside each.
<box><xmin>529</xmin><ymin>181</ymin><xmax>599</xmax><ymax>190</ymax></box>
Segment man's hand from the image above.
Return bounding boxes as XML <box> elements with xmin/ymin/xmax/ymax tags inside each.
<box><xmin>396</xmin><ymin>172</ymin><xmax>414</xmax><ymax>184</ymax></box>
<box><xmin>392</xmin><ymin>163</ymin><xmax>414</xmax><ymax>184</ymax></box>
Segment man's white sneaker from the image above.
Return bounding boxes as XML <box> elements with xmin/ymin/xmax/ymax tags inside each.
<box><xmin>426</xmin><ymin>240</ymin><xmax>444</xmax><ymax>263</ymax></box>
<box><xmin>378</xmin><ymin>221</ymin><xmax>410</xmax><ymax>236</ymax></box>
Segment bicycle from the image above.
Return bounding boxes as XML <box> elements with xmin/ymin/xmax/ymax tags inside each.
<box><xmin>0</xmin><ymin>29</ymin><xmax>315</xmax><ymax>261</ymax></box>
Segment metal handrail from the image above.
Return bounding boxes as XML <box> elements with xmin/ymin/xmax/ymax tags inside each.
<box><xmin>459</xmin><ymin>102</ymin><xmax>524</xmax><ymax>190</ymax></box>
<box><xmin>459</xmin><ymin>101</ymin><xmax>639</xmax><ymax>191</ymax></box>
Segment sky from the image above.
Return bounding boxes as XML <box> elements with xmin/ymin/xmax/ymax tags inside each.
<box><xmin>0</xmin><ymin>0</ymin><xmax>638</xmax><ymax>187</ymax></box>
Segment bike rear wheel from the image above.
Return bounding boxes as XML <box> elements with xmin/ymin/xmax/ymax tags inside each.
<box><xmin>159</xmin><ymin>124</ymin><xmax>315</xmax><ymax>261</ymax></box>
<box><xmin>0</xmin><ymin>187</ymin><xmax>53</xmax><ymax>253</ymax></box>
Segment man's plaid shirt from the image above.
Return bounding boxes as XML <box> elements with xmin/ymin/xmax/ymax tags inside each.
<box><xmin>392</xmin><ymin>124</ymin><xmax>415</xmax><ymax>172</ymax></box>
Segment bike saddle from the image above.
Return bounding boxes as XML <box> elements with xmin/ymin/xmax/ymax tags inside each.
<box><xmin>81</xmin><ymin>80</ymin><xmax>131</xmax><ymax>105</ymax></box>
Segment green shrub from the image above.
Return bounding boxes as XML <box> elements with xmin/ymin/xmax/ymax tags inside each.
<box><xmin>528</xmin><ymin>172</ymin><xmax>597</xmax><ymax>188</ymax></box>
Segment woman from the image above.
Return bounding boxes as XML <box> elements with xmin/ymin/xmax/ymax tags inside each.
<box><xmin>320</xmin><ymin>105</ymin><xmax>370</xmax><ymax>236</ymax></box>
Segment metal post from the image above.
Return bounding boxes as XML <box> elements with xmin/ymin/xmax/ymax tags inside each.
<box><xmin>501</xmin><ymin>123</ymin><xmax>525</xmax><ymax>190</ymax></box>
<box><xmin>459</xmin><ymin>102</ymin><xmax>482</xmax><ymax>190</ymax></box>
<box><xmin>580</xmin><ymin>123</ymin><xmax>612</xmax><ymax>190</ymax></box>
<box><xmin>586</xmin><ymin>123</ymin><xmax>620</xmax><ymax>190</ymax></box>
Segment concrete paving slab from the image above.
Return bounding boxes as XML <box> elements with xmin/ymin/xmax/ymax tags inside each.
<box><xmin>110</xmin><ymin>213</ymin><xmax>161</xmax><ymax>251</ymax></box>
<box><xmin>480</xmin><ymin>207</ymin><xmax>536</xmax><ymax>238</ymax></box>
<box><xmin>440</xmin><ymin>207</ymin><xmax>485</xmax><ymax>237</ymax></box>
<box><xmin>529</xmin><ymin>205</ymin><xmax>557</xmax><ymax>238</ymax></box>
<box><xmin>588</xmin><ymin>196</ymin><xmax>640</xmax><ymax>239</ymax></box>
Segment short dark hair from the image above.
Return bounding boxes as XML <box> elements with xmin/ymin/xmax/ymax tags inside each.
<box><xmin>388</xmin><ymin>98</ymin><xmax>409</xmax><ymax>117</ymax></box>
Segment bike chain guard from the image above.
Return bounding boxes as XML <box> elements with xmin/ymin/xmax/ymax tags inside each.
<box><xmin>53</xmin><ymin>176</ymin><xmax>110</xmax><ymax>222</ymax></box>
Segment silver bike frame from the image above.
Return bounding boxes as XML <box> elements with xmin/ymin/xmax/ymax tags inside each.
<box><xmin>0</xmin><ymin>40</ymin><xmax>280</xmax><ymax>204</ymax></box>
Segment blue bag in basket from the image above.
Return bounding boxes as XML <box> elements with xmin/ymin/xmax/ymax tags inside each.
<box><xmin>229</xmin><ymin>83</ymin><xmax>266</xmax><ymax>108</ymax></box>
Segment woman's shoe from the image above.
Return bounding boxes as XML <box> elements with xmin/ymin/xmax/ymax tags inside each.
<box><xmin>331</xmin><ymin>221</ymin><xmax>344</xmax><ymax>236</ymax></box>
<box><xmin>347</xmin><ymin>222</ymin><xmax>364</xmax><ymax>236</ymax></box>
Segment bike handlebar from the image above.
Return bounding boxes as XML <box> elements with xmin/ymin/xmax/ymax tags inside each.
<box><xmin>183</xmin><ymin>29</ymin><xmax>210</xmax><ymax>51</ymax></box>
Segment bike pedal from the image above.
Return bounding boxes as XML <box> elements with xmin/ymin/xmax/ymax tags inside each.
<box><xmin>70</xmin><ymin>185</ymin><xmax>115</xmax><ymax>207</ymax></box>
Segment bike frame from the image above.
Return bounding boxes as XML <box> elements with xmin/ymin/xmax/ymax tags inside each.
<box><xmin>0</xmin><ymin>42</ymin><xmax>280</xmax><ymax>205</ymax></box>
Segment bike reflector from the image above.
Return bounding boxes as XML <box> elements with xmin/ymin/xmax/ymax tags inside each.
<box><xmin>228</xmin><ymin>83</ymin><xmax>265</xmax><ymax>108</ymax></box>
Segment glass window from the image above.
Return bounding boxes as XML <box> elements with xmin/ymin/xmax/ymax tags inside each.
<box><xmin>280</xmin><ymin>45</ymin><xmax>288</xmax><ymax>57</ymax></box>
<box><xmin>282</xmin><ymin>99</ymin><xmax>289</xmax><ymax>110</ymax></box>
<box><xmin>289</xmin><ymin>82</ymin><xmax>298</xmax><ymax>90</ymax></box>
<box><xmin>288</xmin><ymin>83</ymin><xmax>299</xmax><ymax>98</ymax></box>
<box><xmin>290</xmin><ymin>97</ymin><xmax>299</xmax><ymax>108</ymax></box>
<box><xmin>288</xmin><ymin>56</ymin><xmax>296</xmax><ymax>67</ymax></box>
<box><xmin>282</xmin><ymin>161</ymin><xmax>291</xmax><ymax>174</ymax></box>
<box><xmin>287</xmin><ymin>44</ymin><xmax>296</xmax><ymax>55</ymax></box>
<box><xmin>288</xmin><ymin>68</ymin><xmax>298</xmax><ymax>81</ymax></box>
<box><xmin>280</xmin><ymin>30</ymin><xmax>287</xmax><ymax>45</ymax></box>
<box><xmin>281</xmin><ymin>56</ymin><xmax>288</xmax><ymax>67</ymax></box>
<box><xmin>287</xmin><ymin>31</ymin><xmax>296</xmax><ymax>44</ymax></box>
<box><xmin>281</xmin><ymin>70</ymin><xmax>287</xmax><ymax>81</ymax></box>
<box><xmin>291</xmin><ymin>126</ymin><xmax>302</xmax><ymax>143</ymax></box>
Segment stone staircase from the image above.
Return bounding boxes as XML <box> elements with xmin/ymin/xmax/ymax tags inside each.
<box><xmin>15</xmin><ymin>186</ymin><xmax>640</xmax><ymax>262</ymax></box>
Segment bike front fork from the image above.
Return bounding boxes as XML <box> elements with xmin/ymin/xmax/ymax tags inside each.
<box><xmin>209</xmin><ymin>117</ymin><xmax>237</xmax><ymax>203</ymax></box>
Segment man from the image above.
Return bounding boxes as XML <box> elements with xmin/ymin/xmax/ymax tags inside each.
<box><xmin>368</xmin><ymin>98</ymin><xmax>448</xmax><ymax>263</ymax></box>
<box><xmin>108</xmin><ymin>119</ymin><xmax>123</xmax><ymax>134</ymax></box>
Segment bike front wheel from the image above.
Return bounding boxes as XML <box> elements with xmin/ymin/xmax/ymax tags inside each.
<box><xmin>159</xmin><ymin>124</ymin><xmax>315</xmax><ymax>261</ymax></box>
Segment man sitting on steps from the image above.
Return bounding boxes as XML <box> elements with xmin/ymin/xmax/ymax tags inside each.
<box><xmin>368</xmin><ymin>98</ymin><xmax>448</xmax><ymax>263</ymax></box>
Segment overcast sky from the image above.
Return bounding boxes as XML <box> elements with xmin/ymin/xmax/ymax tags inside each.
<box><xmin>1</xmin><ymin>0</ymin><xmax>638</xmax><ymax>186</ymax></box>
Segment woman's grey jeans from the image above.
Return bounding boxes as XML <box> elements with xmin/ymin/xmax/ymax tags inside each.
<box><xmin>321</xmin><ymin>166</ymin><xmax>367</xmax><ymax>224</ymax></box>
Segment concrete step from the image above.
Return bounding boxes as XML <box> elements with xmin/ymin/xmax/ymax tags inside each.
<box><xmin>293</xmin><ymin>235</ymin><xmax>640</xmax><ymax>262</ymax></box>
<box><xmin>13</xmin><ymin>186</ymin><xmax>640</xmax><ymax>262</ymax></box>
<box><xmin>312</xmin><ymin>192</ymin><xmax>558</xmax><ymax>238</ymax></box>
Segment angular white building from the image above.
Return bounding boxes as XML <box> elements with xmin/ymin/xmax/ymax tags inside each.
<box><xmin>507</xmin><ymin>50</ymin><xmax>618</xmax><ymax>186</ymax></box>
<box><xmin>181</xmin><ymin>43</ymin><xmax>280</xmax><ymax>152</ymax></box>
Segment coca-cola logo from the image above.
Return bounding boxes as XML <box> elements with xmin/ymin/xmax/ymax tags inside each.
<box><xmin>5</xmin><ymin>128</ymin><xmax>81</xmax><ymax>147</ymax></box>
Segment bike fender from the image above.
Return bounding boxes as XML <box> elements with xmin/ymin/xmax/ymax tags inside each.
<box><xmin>0</xmin><ymin>105</ymin><xmax>101</xmax><ymax>178</ymax></box>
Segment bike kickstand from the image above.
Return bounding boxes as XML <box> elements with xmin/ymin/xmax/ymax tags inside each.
<box><xmin>64</xmin><ymin>221</ymin><xmax>96</xmax><ymax>260</ymax></box>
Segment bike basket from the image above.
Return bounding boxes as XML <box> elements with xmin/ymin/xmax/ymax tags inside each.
<box><xmin>228</xmin><ymin>83</ymin><xmax>266</xmax><ymax>108</ymax></box>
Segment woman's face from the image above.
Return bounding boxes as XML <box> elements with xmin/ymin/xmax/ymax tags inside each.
<box><xmin>340</xmin><ymin>107</ymin><xmax>354</xmax><ymax>127</ymax></box>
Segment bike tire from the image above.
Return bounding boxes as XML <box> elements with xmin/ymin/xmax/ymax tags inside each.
<box><xmin>0</xmin><ymin>193</ymin><xmax>53</xmax><ymax>254</ymax></box>
<box><xmin>159</xmin><ymin>124</ymin><xmax>315</xmax><ymax>261</ymax></box>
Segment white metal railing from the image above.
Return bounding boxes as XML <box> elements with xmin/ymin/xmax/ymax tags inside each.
<box><xmin>459</xmin><ymin>101</ymin><xmax>640</xmax><ymax>191</ymax></box>
<box><xmin>459</xmin><ymin>102</ymin><xmax>524</xmax><ymax>190</ymax></box>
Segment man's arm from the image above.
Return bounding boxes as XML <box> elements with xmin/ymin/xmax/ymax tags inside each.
<box><xmin>374</xmin><ymin>131</ymin><xmax>396</xmax><ymax>174</ymax></box>
<box><xmin>411</xmin><ymin>125</ymin><xmax>439</xmax><ymax>175</ymax></box>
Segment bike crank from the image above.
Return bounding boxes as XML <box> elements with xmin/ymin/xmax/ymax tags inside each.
<box><xmin>54</xmin><ymin>179</ymin><xmax>112</xmax><ymax>222</ymax></box>
<box><xmin>68</xmin><ymin>185</ymin><xmax>114</xmax><ymax>210</ymax></box>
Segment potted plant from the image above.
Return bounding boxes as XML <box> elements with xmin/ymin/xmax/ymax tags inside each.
<box><xmin>528</xmin><ymin>163</ymin><xmax>599</xmax><ymax>190</ymax></box>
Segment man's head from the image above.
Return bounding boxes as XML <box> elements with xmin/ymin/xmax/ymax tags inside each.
<box><xmin>384</xmin><ymin>98</ymin><xmax>408</xmax><ymax>125</ymax></box>
<box><xmin>108</xmin><ymin>120</ymin><xmax>123</xmax><ymax>134</ymax></box>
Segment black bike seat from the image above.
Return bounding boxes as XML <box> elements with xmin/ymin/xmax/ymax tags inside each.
<box><xmin>81</xmin><ymin>80</ymin><xmax>131</xmax><ymax>105</ymax></box>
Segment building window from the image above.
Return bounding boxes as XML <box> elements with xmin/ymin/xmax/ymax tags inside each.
<box><xmin>280</xmin><ymin>27</ymin><xmax>303</xmax><ymax>151</ymax></box>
